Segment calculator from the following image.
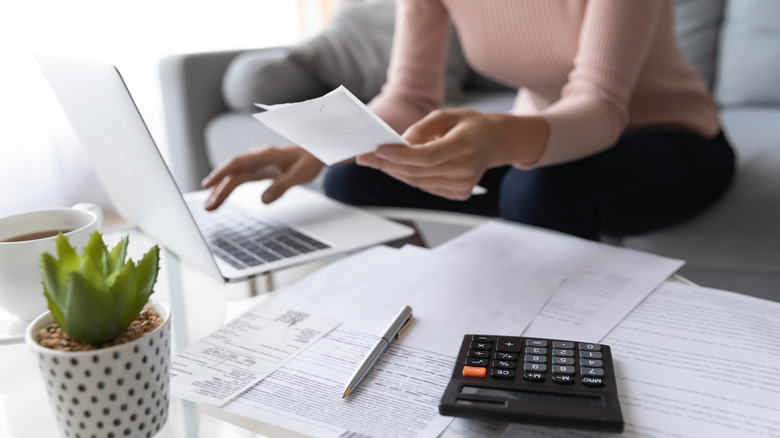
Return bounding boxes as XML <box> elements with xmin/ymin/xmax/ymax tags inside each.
<box><xmin>438</xmin><ymin>335</ymin><xmax>624</xmax><ymax>433</ymax></box>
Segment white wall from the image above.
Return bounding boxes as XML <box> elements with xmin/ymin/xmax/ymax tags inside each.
<box><xmin>0</xmin><ymin>0</ymin><xmax>313</xmax><ymax>217</ymax></box>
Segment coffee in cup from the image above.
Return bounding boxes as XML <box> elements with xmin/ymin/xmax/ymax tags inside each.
<box><xmin>0</xmin><ymin>204</ymin><xmax>103</xmax><ymax>321</ymax></box>
<box><xmin>2</xmin><ymin>229</ymin><xmax>76</xmax><ymax>243</ymax></box>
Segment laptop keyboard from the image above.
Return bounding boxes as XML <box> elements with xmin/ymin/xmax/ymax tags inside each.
<box><xmin>188</xmin><ymin>202</ymin><xmax>331</xmax><ymax>270</ymax></box>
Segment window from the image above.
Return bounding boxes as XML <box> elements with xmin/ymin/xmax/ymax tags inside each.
<box><xmin>0</xmin><ymin>0</ymin><xmax>322</xmax><ymax>216</ymax></box>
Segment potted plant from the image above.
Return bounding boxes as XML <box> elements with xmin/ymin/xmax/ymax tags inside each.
<box><xmin>24</xmin><ymin>231</ymin><xmax>171</xmax><ymax>438</ymax></box>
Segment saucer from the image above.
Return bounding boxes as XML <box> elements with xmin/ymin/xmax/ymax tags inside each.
<box><xmin>0</xmin><ymin>308</ymin><xmax>29</xmax><ymax>345</ymax></box>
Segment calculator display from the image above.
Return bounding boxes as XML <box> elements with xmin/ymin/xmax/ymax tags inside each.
<box><xmin>438</xmin><ymin>335</ymin><xmax>624</xmax><ymax>433</ymax></box>
<box><xmin>460</xmin><ymin>386</ymin><xmax>604</xmax><ymax>406</ymax></box>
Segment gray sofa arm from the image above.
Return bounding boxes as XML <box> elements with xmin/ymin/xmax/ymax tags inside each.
<box><xmin>160</xmin><ymin>48</ymin><xmax>293</xmax><ymax>192</ymax></box>
<box><xmin>160</xmin><ymin>50</ymin><xmax>244</xmax><ymax>191</ymax></box>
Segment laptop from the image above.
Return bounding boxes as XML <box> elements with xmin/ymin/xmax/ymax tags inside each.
<box><xmin>35</xmin><ymin>55</ymin><xmax>413</xmax><ymax>282</ymax></box>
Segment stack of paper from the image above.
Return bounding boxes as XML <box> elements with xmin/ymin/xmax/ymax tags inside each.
<box><xmin>172</xmin><ymin>220</ymin><xmax>688</xmax><ymax>437</ymax></box>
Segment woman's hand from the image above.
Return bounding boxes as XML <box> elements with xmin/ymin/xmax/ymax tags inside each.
<box><xmin>356</xmin><ymin>108</ymin><xmax>548</xmax><ymax>200</ymax></box>
<box><xmin>201</xmin><ymin>145</ymin><xmax>324</xmax><ymax>210</ymax></box>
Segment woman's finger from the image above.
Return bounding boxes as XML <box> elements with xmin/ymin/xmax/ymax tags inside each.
<box><xmin>202</xmin><ymin>146</ymin><xmax>283</xmax><ymax>188</ymax></box>
<box><xmin>402</xmin><ymin>109</ymin><xmax>459</xmax><ymax>144</ymax></box>
<box><xmin>358</xmin><ymin>153</ymin><xmax>473</xmax><ymax>180</ymax></box>
<box><xmin>262</xmin><ymin>151</ymin><xmax>325</xmax><ymax>204</ymax></box>
<box><xmin>382</xmin><ymin>170</ymin><xmax>475</xmax><ymax>201</ymax></box>
<box><xmin>204</xmin><ymin>173</ymin><xmax>251</xmax><ymax>210</ymax></box>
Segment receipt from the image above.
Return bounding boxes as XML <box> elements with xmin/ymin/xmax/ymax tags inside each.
<box><xmin>170</xmin><ymin>301</ymin><xmax>340</xmax><ymax>407</ymax></box>
<box><xmin>254</xmin><ymin>85</ymin><xmax>404</xmax><ymax>166</ymax></box>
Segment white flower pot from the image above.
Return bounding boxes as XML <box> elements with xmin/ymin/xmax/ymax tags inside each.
<box><xmin>25</xmin><ymin>299</ymin><xmax>171</xmax><ymax>438</ymax></box>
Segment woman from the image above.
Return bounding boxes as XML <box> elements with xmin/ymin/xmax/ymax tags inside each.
<box><xmin>202</xmin><ymin>0</ymin><xmax>734</xmax><ymax>241</ymax></box>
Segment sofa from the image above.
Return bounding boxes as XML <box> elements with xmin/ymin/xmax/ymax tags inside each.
<box><xmin>159</xmin><ymin>0</ymin><xmax>780</xmax><ymax>301</ymax></box>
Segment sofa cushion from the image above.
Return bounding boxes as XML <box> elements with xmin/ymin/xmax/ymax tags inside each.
<box><xmin>622</xmin><ymin>107</ymin><xmax>780</xmax><ymax>274</ymax></box>
<box><xmin>288</xmin><ymin>1</ymin><xmax>470</xmax><ymax>104</ymax></box>
<box><xmin>673</xmin><ymin>0</ymin><xmax>726</xmax><ymax>89</ymax></box>
<box><xmin>715</xmin><ymin>0</ymin><xmax>780</xmax><ymax>106</ymax></box>
<box><xmin>222</xmin><ymin>49</ymin><xmax>330</xmax><ymax>111</ymax></box>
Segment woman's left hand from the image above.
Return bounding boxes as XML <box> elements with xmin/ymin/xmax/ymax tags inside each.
<box><xmin>356</xmin><ymin>108</ymin><xmax>545</xmax><ymax>200</ymax></box>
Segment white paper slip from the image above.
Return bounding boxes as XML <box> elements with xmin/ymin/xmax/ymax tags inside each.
<box><xmin>433</xmin><ymin>221</ymin><xmax>684</xmax><ymax>343</ymax></box>
<box><xmin>254</xmin><ymin>85</ymin><xmax>404</xmax><ymax>166</ymax></box>
<box><xmin>170</xmin><ymin>301</ymin><xmax>340</xmax><ymax>407</ymax></box>
<box><xmin>253</xmin><ymin>86</ymin><xmax>487</xmax><ymax>195</ymax></box>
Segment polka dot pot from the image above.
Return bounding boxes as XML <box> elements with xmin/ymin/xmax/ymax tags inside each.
<box><xmin>25</xmin><ymin>299</ymin><xmax>171</xmax><ymax>438</ymax></box>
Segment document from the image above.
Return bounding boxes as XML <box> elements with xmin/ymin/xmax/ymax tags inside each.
<box><xmin>169</xmin><ymin>301</ymin><xmax>339</xmax><ymax>407</ymax></box>
<box><xmin>252</xmin><ymin>86</ymin><xmax>488</xmax><ymax>195</ymax></box>
<box><xmin>433</xmin><ymin>221</ymin><xmax>684</xmax><ymax>342</ymax></box>
<box><xmin>178</xmin><ymin>220</ymin><xmax>688</xmax><ymax>437</ymax></box>
<box><xmin>266</xmin><ymin>242</ymin><xmax>562</xmax><ymax>355</ymax></box>
<box><xmin>253</xmin><ymin>85</ymin><xmax>405</xmax><ymax>165</ymax></box>
<box><xmin>204</xmin><ymin>242</ymin><xmax>560</xmax><ymax>437</ymax></box>
<box><xmin>223</xmin><ymin>329</ymin><xmax>455</xmax><ymax>438</ymax></box>
<box><xmin>502</xmin><ymin>281</ymin><xmax>780</xmax><ymax>437</ymax></box>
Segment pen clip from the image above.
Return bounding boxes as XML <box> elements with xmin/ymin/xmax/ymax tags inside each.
<box><xmin>396</xmin><ymin>313</ymin><xmax>413</xmax><ymax>340</ymax></box>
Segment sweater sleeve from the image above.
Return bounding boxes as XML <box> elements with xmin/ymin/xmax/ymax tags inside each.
<box><xmin>367</xmin><ymin>0</ymin><xmax>451</xmax><ymax>134</ymax></box>
<box><xmin>525</xmin><ymin>1</ymin><xmax>665</xmax><ymax>168</ymax></box>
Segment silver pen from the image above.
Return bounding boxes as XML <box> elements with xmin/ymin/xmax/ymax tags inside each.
<box><xmin>341</xmin><ymin>305</ymin><xmax>414</xmax><ymax>398</ymax></box>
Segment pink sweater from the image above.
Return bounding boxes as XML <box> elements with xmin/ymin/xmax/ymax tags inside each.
<box><xmin>368</xmin><ymin>0</ymin><xmax>721</xmax><ymax>168</ymax></box>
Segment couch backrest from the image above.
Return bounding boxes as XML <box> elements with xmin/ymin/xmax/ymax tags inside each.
<box><xmin>674</xmin><ymin>0</ymin><xmax>726</xmax><ymax>90</ymax></box>
<box><xmin>675</xmin><ymin>0</ymin><xmax>780</xmax><ymax>108</ymax></box>
<box><xmin>714</xmin><ymin>0</ymin><xmax>780</xmax><ymax>107</ymax></box>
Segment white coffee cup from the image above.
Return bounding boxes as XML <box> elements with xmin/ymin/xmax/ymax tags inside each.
<box><xmin>0</xmin><ymin>204</ymin><xmax>103</xmax><ymax>321</ymax></box>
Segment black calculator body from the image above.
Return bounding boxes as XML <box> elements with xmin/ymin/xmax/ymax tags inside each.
<box><xmin>438</xmin><ymin>335</ymin><xmax>624</xmax><ymax>433</ymax></box>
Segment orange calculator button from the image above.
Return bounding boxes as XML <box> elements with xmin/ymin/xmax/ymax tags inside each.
<box><xmin>462</xmin><ymin>366</ymin><xmax>487</xmax><ymax>377</ymax></box>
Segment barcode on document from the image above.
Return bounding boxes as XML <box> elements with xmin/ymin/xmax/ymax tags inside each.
<box><xmin>340</xmin><ymin>432</ymin><xmax>371</xmax><ymax>438</ymax></box>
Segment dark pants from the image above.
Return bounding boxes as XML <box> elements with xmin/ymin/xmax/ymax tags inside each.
<box><xmin>323</xmin><ymin>129</ymin><xmax>735</xmax><ymax>240</ymax></box>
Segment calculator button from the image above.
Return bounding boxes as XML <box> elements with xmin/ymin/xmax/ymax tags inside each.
<box><xmin>524</xmin><ymin>354</ymin><xmax>547</xmax><ymax>363</ymax></box>
<box><xmin>523</xmin><ymin>363</ymin><xmax>547</xmax><ymax>373</ymax></box>
<box><xmin>466</xmin><ymin>358</ymin><xmax>489</xmax><ymax>366</ymax></box>
<box><xmin>462</xmin><ymin>366</ymin><xmax>487</xmax><ymax>377</ymax></box>
<box><xmin>494</xmin><ymin>352</ymin><xmax>517</xmax><ymax>360</ymax></box>
<box><xmin>552</xmin><ymin>374</ymin><xmax>576</xmax><ymax>384</ymax></box>
<box><xmin>580</xmin><ymin>359</ymin><xmax>603</xmax><ymax>367</ymax></box>
<box><xmin>553</xmin><ymin>349</ymin><xmax>574</xmax><ymax>357</ymax></box>
<box><xmin>580</xmin><ymin>351</ymin><xmax>603</xmax><ymax>359</ymax></box>
<box><xmin>579</xmin><ymin>343</ymin><xmax>602</xmax><ymax>351</ymax></box>
<box><xmin>581</xmin><ymin>376</ymin><xmax>605</xmax><ymax>387</ymax></box>
<box><xmin>552</xmin><ymin>341</ymin><xmax>574</xmax><ymax>349</ymax></box>
<box><xmin>490</xmin><ymin>368</ymin><xmax>515</xmax><ymax>378</ymax></box>
<box><xmin>552</xmin><ymin>365</ymin><xmax>576</xmax><ymax>374</ymax></box>
<box><xmin>553</xmin><ymin>357</ymin><xmax>575</xmax><ymax>365</ymax></box>
<box><xmin>492</xmin><ymin>360</ymin><xmax>516</xmax><ymax>369</ymax></box>
<box><xmin>468</xmin><ymin>349</ymin><xmax>490</xmax><ymax>358</ymax></box>
<box><xmin>523</xmin><ymin>372</ymin><xmax>546</xmax><ymax>382</ymax></box>
<box><xmin>525</xmin><ymin>339</ymin><xmax>548</xmax><ymax>347</ymax></box>
<box><xmin>472</xmin><ymin>335</ymin><xmax>496</xmax><ymax>343</ymax></box>
<box><xmin>470</xmin><ymin>341</ymin><xmax>493</xmax><ymax>350</ymax></box>
<box><xmin>581</xmin><ymin>367</ymin><xmax>605</xmax><ymax>377</ymax></box>
<box><xmin>524</xmin><ymin>346</ymin><xmax>548</xmax><ymax>355</ymax></box>
<box><xmin>496</xmin><ymin>337</ymin><xmax>523</xmax><ymax>352</ymax></box>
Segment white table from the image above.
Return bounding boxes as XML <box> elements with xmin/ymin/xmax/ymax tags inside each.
<box><xmin>0</xmin><ymin>208</ymin><xmax>498</xmax><ymax>438</ymax></box>
<box><xmin>0</xmin><ymin>206</ymin><xmax>703</xmax><ymax>437</ymax></box>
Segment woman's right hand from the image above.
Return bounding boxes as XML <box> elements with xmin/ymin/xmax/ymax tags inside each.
<box><xmin>201</xmin><ymin>145</ymin><xmax>324</xmax><ymax>210</ymax></box>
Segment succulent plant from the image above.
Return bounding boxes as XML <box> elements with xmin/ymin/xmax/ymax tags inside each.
<box><xmin>39</xmin><ymin>231</ymin><xmax>160</xmax><ymax>346</ymax></box>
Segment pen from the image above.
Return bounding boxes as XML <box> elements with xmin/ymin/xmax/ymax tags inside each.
<box><xmin>341</xmin><ymin>305</ymin><xmax>414</xmax><ymax>398</ymax></box>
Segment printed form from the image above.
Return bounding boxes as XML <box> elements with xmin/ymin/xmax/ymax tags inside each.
<box><xmin>185</xmin><ymin>242</ymin><xmax>562</xmax><ymax>437</ymax></box>
<box><xmin>502</xmin><ymin>281</ymin><xmax>780</xmax><ymax>437</ymax></box>
<box><xmin>170</xmin><ymin>301</ymin><xmax>339</xmax><ymax>407</ymax></box>
<box><xmin>224</xmin><ymin>329</ymin><xmax>455</xmax><ymax>438</ymax></box>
